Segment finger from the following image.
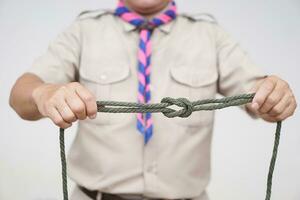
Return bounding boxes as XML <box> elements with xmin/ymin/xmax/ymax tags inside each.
<box><xmin>46</xmin><ymin>106</ymin><xmax>72</xmax><ymax>129</ymax></box>
<box><xmin>55</xmin><ymin>99</ymin><xmax>77</xmax><ymax>123</ymax></box>
<box><xmin>261</xmin><ymin>103</ymin><xmax>295</xmax><ymax>122</ymax></box>
<box><xmin>268</xmin><ymin>93</ymin><xmax>292</xmax><ymax>117</ymax></box>
<box><xmin>252</xmin><ymin>78</ymin><xmax>276</xmax><ymax>111</ymax></box>
<box><xmin>245</xmin><ymin>102</ymin><xmax>258</xmax><ymax>116</ymax></box>
<box><xmin>65</xmin><ymin>90</ymin><xmax>87</xmax><ymax>120</ymax></box>
<box><xmin>259</xmin><ymin>82</ymin><xmax>285</xmax><ymax>114</ymax></box>
<box><xmin>274</xmin><ymin>103</ymin><xmax>296</xmax><ymax>121</ymax></box>
<box><xmin>246</xmin><ymin>82</ymin><xmax>260</xmax><ymax>113</ymax></box>
<box><xmin>249</xmin><ymin>77</ymin><xmax>265</xmax><ymax>93</ymax></box>
<box><xmin>75</xmin><ymin>84</ymin><xmax>97</xmax><ymax>119</ymax></box>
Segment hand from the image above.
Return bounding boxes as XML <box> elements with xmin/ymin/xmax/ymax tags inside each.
<box><xmin>247</xmin><ymin>75</ymin><xmax>297</xmax><ymax>122</ymax></box>
<box><xmin>32</xmin><ymin>82</ymin><xmax>97</xmax><ymax>128</ymax></box>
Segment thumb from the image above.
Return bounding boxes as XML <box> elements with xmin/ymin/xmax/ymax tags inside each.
<box><xmin>247</xmin><ymin>79</ymin><xmax>265</xmax><ymax>112</ymax></box>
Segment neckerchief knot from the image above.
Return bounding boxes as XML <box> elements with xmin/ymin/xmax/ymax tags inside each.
<box><xmin>138</xmin><ymin>20</ymin><xmax>156</xmax><ymax>31</ymax></box>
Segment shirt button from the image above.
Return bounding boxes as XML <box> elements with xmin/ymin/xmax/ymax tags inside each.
<box><xmin>147</xmin><ymin>166</ymin><xmax>153</xmax><ymax>173</ymax></box>
<box><xmin>100</xmin><ymin>74</ymin><xmax>107</xmax><ymax>81</ymax></box>
<box><xmin>146</xmin><ymin>162</ymin><xmax>157</xmax><ymax>174</ymax></box>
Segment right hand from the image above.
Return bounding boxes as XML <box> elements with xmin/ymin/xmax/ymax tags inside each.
<box><xmin>32</xmin><ymin>82</ymin><xmax>97</xmax><ymax>129</ymax></box>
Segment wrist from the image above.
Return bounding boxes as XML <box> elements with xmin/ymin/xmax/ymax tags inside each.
<box><xmin>31</xmin><ymin>83</ymin><xmax>61</xmax><ymax>108</ymax></box>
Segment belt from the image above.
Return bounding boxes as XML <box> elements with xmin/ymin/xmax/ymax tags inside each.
<box><xmin>79</xmin><ymin>186</ymin><xmax>190</xmax><ymax>200</ymax></box>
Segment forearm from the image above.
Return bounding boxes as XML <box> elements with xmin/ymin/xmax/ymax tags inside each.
<box><xmin>9</xmin><ymin>73</ymin><xmax>45</xmax><ymax>120</ymax></box>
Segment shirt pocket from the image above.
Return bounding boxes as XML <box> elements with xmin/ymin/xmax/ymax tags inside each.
<box><xmin>168</xmin><ymin>65</ymin><xmax>218</xmax><ymax>127</ymax></box>
<box><xmin>79</xmin><ymin>64</ymin><xmax>131</xmax><ymax>125</ymax></box>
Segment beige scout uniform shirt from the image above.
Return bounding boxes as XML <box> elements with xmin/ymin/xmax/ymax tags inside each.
<box><xmin>28</xmin><ymin>10</ymin><xmax>265</xmax><ymax>200</ymax></box>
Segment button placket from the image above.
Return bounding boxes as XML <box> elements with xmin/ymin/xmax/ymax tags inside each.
<box><xmin>146</xmin><ymin>161</ymin><xmax>157</xmax><ymax>174</ymax></box>
<box><xmin>143</xmin><ymin>143</ymin><xmax>158</xmax><ymax>195</ymax></box>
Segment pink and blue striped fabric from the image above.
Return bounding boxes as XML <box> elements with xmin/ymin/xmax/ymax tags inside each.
<box><xmin>115</xmin><ymin>0</ymin><xmax>177</xmax><ymax>144</ymax></box>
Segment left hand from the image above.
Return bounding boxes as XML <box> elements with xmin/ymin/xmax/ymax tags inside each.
<box><xmin>247</xmin><ymin>75</ymin><xmax>297</xmax><ymax>122</ymax></box>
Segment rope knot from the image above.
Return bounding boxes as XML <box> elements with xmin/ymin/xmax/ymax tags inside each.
<box><xmin>161</xmin><ymin>97</ymin><xmax>193</xmax><ymax>118</ymax></box>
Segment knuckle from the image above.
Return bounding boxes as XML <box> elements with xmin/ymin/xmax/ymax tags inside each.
<box><xmin>44</xmin><ymin>106</ymin><xmax>52</xmax><ymax>116</ymax></box>
<box><xmin>255</xmin><ymin>96</ymin><xmax>265</xmax><ymax>105</ymax></box>
<box><xmin>257</xmin><ymin>99</ymin><xmax>264</xmax><ymax>105</ymax></box>
<box><xmin>45</xmin><ymin>100</ymin><xmax>55</xmax><ymax>109</ymax></box>
<box><xmin>52</xmin><ymin>94</ymin><xmax>64</xmax><ymax>102</ymax></box>
<box><xmin>271</xmin><ymin>107</ymin><xmax>282</xmax><ymax>115</ymax></box>
<box><xmin>267</xmin><ymin>96</ymin><xmax>277</xmax><ymax>105</ymax></box>
<box><xmin>259</xmin><ymin>108</ymin><xmax>268</xmax><ymax>114</ymax></box>
<box><xmin>83</xmin><ymin>95</ymin><xmax>94</xmax><ymax>102</ymax></box>
<box><xmin>53</xmin><ymin>118</ymin><xmax>64</xmax><ymax>126</ymax></box>
<box><xmin>68</xmin><ymin>82</ymin><xmax>80</xmax><ymax>88</ymax></box>
<box><xmin>274</xmin><ymin>115</ymin><xmax>283</xmax><ymax>121</ymax></box>
<box><xmin>264</xmin><ymin>81</ymin><xmax>275</xmax><ymax>91</ymax></box>
<box><xmin>282</xmin><ymin>81</ymin><xmax>290</xmax><ymax>89</ymax></box>
<box><xmin>57</xmin><ymin>86</ymin><xmax>68</xmax><ymax>94</ymax></box>
<box><xmin>64</xmin><ymin>114</ymin><xmax>76</xmax><ymax>122</ymax></box>
<box><xmin>44</xmin><ymin>101</ymin><xmax>51</xmax><ymax>108</ymax></box>
<box><xmin>72</xmin><ymin>104</ymin><xmax>85</xmax><ymax>114</ymax></box>
<box><xmin>269</xmin><ymin>75</ymin><xmax>279</xmax><ymax>81</ymax></box>
<box><xmin>59</xmin><ymin>85</ymin><xmax>68</xmax><ymax>91</ymax></box>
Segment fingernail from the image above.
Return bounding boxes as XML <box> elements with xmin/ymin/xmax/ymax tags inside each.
<box><xmin>90</xmin><ymin>114</ymin><xmax>97</xmax><ymax>119</ymax></box>
<box><xmin>252</xmin><ymin>102</ymin><xmax>259</xmax><ymax>110</ymax></box>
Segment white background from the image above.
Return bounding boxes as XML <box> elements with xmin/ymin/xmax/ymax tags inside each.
<box><xmin>0</xmin><ymin>0</ymin><xmax>299</xmax><ymax>199</ymax></box>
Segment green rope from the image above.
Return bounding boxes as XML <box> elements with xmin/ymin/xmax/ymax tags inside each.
<box><xmin>59</xmin><ymin>128</ymin><xmax>68</xmax><ymax>200</ymax></box>
<box><xmin>265</xmin><ymin>121</ymin><xmax>281</xmax><ymax>200</ymax></box>
<box><xmin>59</xmin><ymin>93</ymin><xmax>281</xmax><ymax>200</ymax></box>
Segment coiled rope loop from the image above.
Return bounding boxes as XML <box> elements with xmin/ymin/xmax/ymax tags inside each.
<box><xmin>59</xmin><ymin>93</ymin><xmax>282</xmax><ymax>200</ymax></box>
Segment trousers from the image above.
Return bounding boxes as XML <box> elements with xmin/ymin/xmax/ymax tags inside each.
<box><xmin>70</xmin><ymin>186</ymin><xmax>209</xmax><ymax>200</ymax></box>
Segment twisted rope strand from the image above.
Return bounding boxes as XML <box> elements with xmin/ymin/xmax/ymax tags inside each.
<box><xmin>59</xmin><ymin>93</ymin><xmax>281</xmax><ymax>200</ymax></box>
<box><xmin>59</xmin><ymin>128</ymin><xmax>68</xmax><ymax>200</ymax></box>
<box><xmin>265</xmin><ymin>121</ymin><xmax>281</xmax><ymax>200</ymax></box>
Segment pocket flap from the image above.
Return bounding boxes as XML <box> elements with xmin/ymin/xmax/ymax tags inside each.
<box><xmin>170</xmin><ymin>65</ymin><xmax>217</xmax><ymax>87</ymax></box>
<box><xmin>80</xmin><ymin>65</ymin><xmax>130</xmax><ymax>85</ymax></box>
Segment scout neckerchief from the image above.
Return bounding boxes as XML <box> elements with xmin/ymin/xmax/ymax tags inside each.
<box><xmin>115</xmin><ymin>0</ymin><xmax>177</xmax><ymax>143</ymax></box>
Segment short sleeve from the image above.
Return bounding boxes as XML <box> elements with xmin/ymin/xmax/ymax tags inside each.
<box><xmin>28</xmin><ymin>21</ymin><xmax>81</xmax><ymax>84</ymax></box>
<box><xmin>215</xmin><ymin>24</ymin><xmax>266</xmax><ymax>96</ymax></box>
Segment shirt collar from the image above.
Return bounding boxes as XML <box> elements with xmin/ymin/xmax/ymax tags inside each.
<box><xmin>158</xmin><ymin>21</ymin><xmax>175</xmax><ymax>34</ymax></box>
<box><xmin>120</xmin><ymin>18</ymin><xmax>176</xmax><ymax>34</ymax></box>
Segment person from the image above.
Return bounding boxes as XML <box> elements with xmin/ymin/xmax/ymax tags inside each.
<box><xmin>9</xmin><ymin>0</ymin><xmax>297</xmax><ymax>200</ymax></box>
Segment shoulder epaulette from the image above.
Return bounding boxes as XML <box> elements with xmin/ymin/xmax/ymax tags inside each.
<box><xmin>180</xmin><ymin>12</ymin><xmax>218</xmax><ymax>24</ymax></box>
<box><xmin>77</xmin><ymin>9</ymin><xmax>113</xmax><ymax>20</ymax></box>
